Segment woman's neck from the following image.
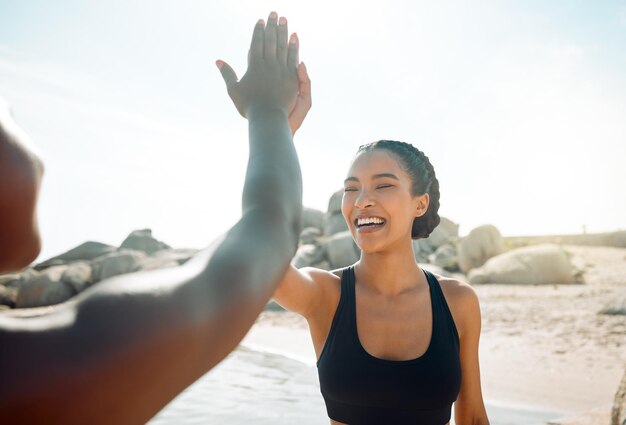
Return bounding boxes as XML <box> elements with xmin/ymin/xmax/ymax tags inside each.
<box><xmin>354</xmin><ymin>241</ymin><xmax>425</xmax><ymax>296</ymax></box>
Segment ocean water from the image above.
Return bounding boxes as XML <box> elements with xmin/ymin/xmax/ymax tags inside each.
<box><xmin>150</xmin><ymin>347</ymin><xmax>562</xmax><ymax>425</ymax></box>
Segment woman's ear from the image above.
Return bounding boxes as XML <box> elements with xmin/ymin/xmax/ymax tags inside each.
<box><xmin>415</xmin><ymin>193</ymin><xmax>430</xmax><ymax>218</ymax></box>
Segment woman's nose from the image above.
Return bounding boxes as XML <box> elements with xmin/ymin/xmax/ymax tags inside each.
<box><xmin>354</xmin><ymin>190</ymin><xmax>375</xmax><ymax>209</ymax></box>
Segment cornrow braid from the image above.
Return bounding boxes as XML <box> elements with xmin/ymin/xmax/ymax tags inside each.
<box><xmin>357</xmin><ymin>140</ymin><xmax>440</xmax><ymax>239</ymax></box>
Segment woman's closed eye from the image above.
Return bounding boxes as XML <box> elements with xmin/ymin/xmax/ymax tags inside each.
<box><xmin>376</xmin><ymin>184</ymin><xmax>393</xmax><ymax>190</ymax></box>
<box><xmin>344</xmin><ymin>187</ymin><xmax>358</xmax><ymax>192</ymax></box>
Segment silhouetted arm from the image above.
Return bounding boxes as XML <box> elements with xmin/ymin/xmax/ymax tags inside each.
<box><xmin>0</xmin><ymin>12</ymin><xmax>302</xmax><ymax>424</ymax></box>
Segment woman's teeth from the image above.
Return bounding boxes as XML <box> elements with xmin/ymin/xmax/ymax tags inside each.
<box><xmin>356</xmin><ymin>217</ymin><xmax>385</xmax><ymax>227</ymax></box>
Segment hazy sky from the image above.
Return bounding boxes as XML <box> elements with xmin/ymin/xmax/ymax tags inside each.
<box><xmin>1</xmin><ymin>0</ymin><xmax>625</xmax><ymax>261</ymax></box>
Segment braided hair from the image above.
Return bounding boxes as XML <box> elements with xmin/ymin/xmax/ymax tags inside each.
<box><xmin>356</xmin><ymin>140</ymin><xmax>440</xmax><ymax>239</ymax></box>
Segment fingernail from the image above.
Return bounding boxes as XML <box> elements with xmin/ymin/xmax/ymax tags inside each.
<box><xmin>215</xmin><ymin>60</ymin><xmax>224</xmax><ymax>69</ymax></box>
<box><xmin>269</xmin><ymin>11</ymin><xmax>277</xmax><ymax>20</ymax></box>
<box><xmin>257</xmin><ymin>19</ymin><xmax>264</xmax><ymax>25</ymax></box>
<box><xmin>279</xmin><ymin>17</ymin><xmax>287</xmax><ymax>25</ymax></box>
<box><xmin>290</xmin><ymin>33</ymin><xmax>297</xmax><ymax>44</ymax></box>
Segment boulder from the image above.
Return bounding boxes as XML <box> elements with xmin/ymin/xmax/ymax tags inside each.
<box><xmin>423</xmin><ymin>217</ymin><xmax>459</xmax><ymax>251</ymax></box>
<box><xmin>323</xmin><ymin>212</ymin><xmax>349</xmax><ymax>236</ymax></box>
<box><xmin>91</xmin><ymin>250</ymin><xmax>146</xmax><ymax>282</ymax></box>
<box><xmin>120</xmin><ymin>229</ymin><xmax>170</xmax><ymax>255</ymax></box>
<box><xmin>327</xmin><ymin>189</ymin><xmax>343</xmax><ymax>214</ymax></box>
<box><xmin>61</xmin><ymin>262</ymin><xmax>92</xmax><ymax>293</ymax></box>
<box><xmin>324</xmin><ymin>231</ymin><xmax>359</xmax><ymax>269</ymax></box>
<box><xmin>302</xmin><ymin>207</ymin><xmax>324</xmax><ymax>231</ymax></box>
<box><xmin>313</xmin><ymin>260</ymin><xmax>331</xmax><ymax>271</ymax></box>
<box><xmin>458</xmin><ymin>224</ymin><xmax>504</xmax><ymax>273</ymax></box>
<box><xmin>412</xmin><ymin>240</ymin><xmax>430</xmax><ymax>263</ymax></box>
<box><xmin>612</xmin><ymin>369</ymin><xmax>626</xmax><ymax>425</ymax></box>
<box><xmin>429</xmin><ymin>244</ymin><xmax>458</xmax><ymax>271</ymax></box>
<box><xmin>137</xmin><ymin>256</ymin><xmax>181</xmax><ymax>272</ymax></box>
<box><xmin>16</xmin><ymin>266</ymin><xmax>76</xmax><ymax>308</ymax></box>
<box><xmin>299</xmin><ymin>227</ymin><xmax>322</xmax><ymax>246</ymax></box>
<box><xmin>0</xmin><ymin>269</ymin><xmax>40</xmax><ymax>289</ymax></box>
<box><xmin>468</xmin><ymin>244</ymin><xmax>575</xmax><ymax>285</ymax></box>
<box><xmin>0</xmin><ymin>273</ymin><xmax>22</xmax><ymax>288</ymax></box>
<box><xmin>151</xmin><ymin>248</ymin><xmax>199</xmax><ymax>266</ymax></box>
<box><xmin>601</xmin><ymin>292</ymin><xmax>626</xmax><ymax>316</ymax></box>
<box><xmin>292</xmin><ymin>244</ymin><xmax>325</xmax><ymax>269</ymax></box>
<box><xmin>35</xmin><ymin>241</ymin><xmax>116</xmax><ymax>270</ymax></box>
<box><xmin>0</xmin><ymin>284</ymin><xmax>17</xmax><ymax>307</ymax></box>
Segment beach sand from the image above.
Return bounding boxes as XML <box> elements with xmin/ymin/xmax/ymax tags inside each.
<box><xmin>244</xmin><ymin>245</ymin><xmax>626</xmax><ymax>423</ymax></box>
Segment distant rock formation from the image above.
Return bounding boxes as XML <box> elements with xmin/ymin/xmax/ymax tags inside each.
<box><xmin>458</xmin><ymin>224</ymin><xmax>504</xmax><ymax>273</ymax></box>
<box><xmin>293</xmin><ymin>190</ymin><xmax>462</xmax><ymax>273</ymax></box>
<box><xmin>34</xmin><ymin>241</ymin><xmax>116</xmax><ymax>270</ymax></box>
<box><xmin>3</xmin><ymin>188</ymin><xmax>621</xmax><ymax>311</ymax></box>
<box><xmin>468</xmin><ymin>244</ymin><xmax>576</xmax><ymax>285</ymax></box>
<box><xmin>120</xmin><ymin>229</ymin><xmax>170</xmax><ymax>254</ymax></box>
<box><xmin>1</xmin><ymin>229</ymin><xmax>198</xmax><ymax>310</ymax></box>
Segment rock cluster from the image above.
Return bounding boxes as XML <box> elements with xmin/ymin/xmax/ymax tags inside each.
<box><xmin>294</xmin><ymin>190</ymin><xmax>580</xmax><ymax>287</ymax></box>
<box><xmin>295</xmin><ymin>197</ymin><xmax>462</xmax><ymax>274</ymax></box>
<box><xmin>0</xmin><ymin>229</ymin><xmax>197</xmax><ymax>310</ymax></box>
<box><xmin>0</xmin><ymin>191</ymin><xmax>595</xmax><ymax>311</ymax></box>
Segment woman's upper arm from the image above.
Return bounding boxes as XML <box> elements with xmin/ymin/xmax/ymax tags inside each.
<box><xmin>272</xmin><ymin>265</ymin><xmax>329</xmax><ymax>318</ymax></box>
<box><xmin>450</xmin><ymin>282</ymin><xmax>490</xmax><ymax>425</ymax></box>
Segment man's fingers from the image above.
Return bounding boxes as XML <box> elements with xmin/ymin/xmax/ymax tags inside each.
<box><xmin>277</xmin><ymin>16</ymin><xmax>288</xmax><ymax>64</ymax></box>
<box><xmin>249</xmin><ymin>19</ymin><xmax>265</xmax><ymax>63</ymax></box>
<box><xmin>264</xmin><ymin>11</ymin><xmax>278</xmax><ymax>59</ymax></box>
<box><xmin>216</xmin><ymin>60</ymin><xmax>238</xmax><ymax>89</ymax></box>
<box><xmin>287</xmin><ymin>33</ymin><xmax>299</xmax><ymax>70</ymax></box>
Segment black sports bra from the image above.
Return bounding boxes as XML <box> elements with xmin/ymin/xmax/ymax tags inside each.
<box><xmin>316</xmin><ymin>266</ymin><xmax>462</xmax><ymax>424</ymax></box>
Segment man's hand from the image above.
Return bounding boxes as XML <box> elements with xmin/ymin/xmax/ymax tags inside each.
<box><xmin>217</xmin><ymin>12</ymin><xmax>299</xmax><ymax>119</ymax></box>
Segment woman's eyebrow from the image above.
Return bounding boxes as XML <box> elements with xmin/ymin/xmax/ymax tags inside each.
<box><xmin>372</xmin><ymin>173</ymin><xmax>399</xmax><ymax>180</ymax></box>
<box><xmin>344</xmin><ymin>173</ymin><xmax>399</xmax><ymax>184</ymax></box>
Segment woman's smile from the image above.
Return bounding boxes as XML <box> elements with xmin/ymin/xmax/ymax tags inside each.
<box><xmin>355</xmin><ymin>216</ymin><xmax>387</xmax><ymax>233</ymax></box>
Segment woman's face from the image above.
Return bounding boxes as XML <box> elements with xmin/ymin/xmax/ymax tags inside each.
<box><xmin>341</xmin><ymin>149</ymin><xmax>429</xmax><ymax>254</ymax></box>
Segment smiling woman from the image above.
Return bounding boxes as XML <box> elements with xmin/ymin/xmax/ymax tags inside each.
<box><xmin>273</xmin><ymin>138</ymin><xmax>490</xmax><ymax>425</ymax></box>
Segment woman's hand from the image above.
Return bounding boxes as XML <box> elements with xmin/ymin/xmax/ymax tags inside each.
<box><xmin>217</xmin><ymin>12</ymin><xmax>299</xmax><ymax>120</ymax></box>
<box><xmin>288</xmin><ymin>61</ymin><xmax>311</xmax><ymax>134</ymax></box>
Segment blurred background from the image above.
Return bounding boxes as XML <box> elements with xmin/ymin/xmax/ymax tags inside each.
<box><xmin>1</xmin><ymin>0</ymin><xmax>625</xmax><ymax>261</ymax></box>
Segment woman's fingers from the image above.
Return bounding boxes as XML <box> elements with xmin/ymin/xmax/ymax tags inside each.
<box><xmin>216</xmin><ymin>60</ymin><xmax>238</xmax><ymax>90</ymax></box>
<box><xmin>264</xmin><ymin>11</ymin><xmax>278</xmax><ymax>59</ymax></box>
<box><xmin>287</xmin><ymin>33</ymin><xmax>299</xmax><ymax>70</ymax></box>
<box><xmin>249</xmin><ymin>19</ymin><xmax>265</xmax><ymax>63</ymax></box>
<box><xmin>297</xmin><ymin>62</ymin><xmax>311</xmax><ymax>103</ymax></box>
<box><xmin>277</xmin><ymin>17</ymin><xmax>288</xmax><ymax>64</ymax></box>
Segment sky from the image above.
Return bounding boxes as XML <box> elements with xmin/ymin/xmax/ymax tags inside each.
<box><xmin>1</xmin><ymin>0</ymin><xmax>625</xmax><ymax>261</ymax></box>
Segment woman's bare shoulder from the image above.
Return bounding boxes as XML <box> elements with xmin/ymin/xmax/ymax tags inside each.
<box><xmin>298</xmin><ymin>266</ymin><xmax>343</xmax><ymax>288</ymax></box>
<box><xmin>436</xmin><ymin>275</ymin><xmax>478</xmax><ymax>302</ymax></box>
<box><xmin>434</xmin><ymin>274</ymin><xmax>482</xmax><ymax>337</ymax></box>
